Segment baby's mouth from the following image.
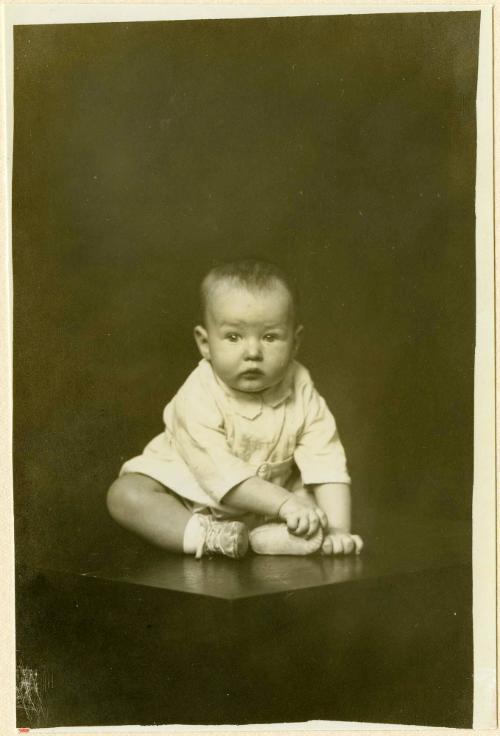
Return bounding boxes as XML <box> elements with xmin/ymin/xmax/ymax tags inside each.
<box><xmin>240</xmin><ymin>368</ymin><xmax>264</xmax><ymax>378</ymax></box>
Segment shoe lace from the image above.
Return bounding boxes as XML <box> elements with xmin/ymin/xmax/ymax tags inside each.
<box><xmin>195</xmin><ymin>520</ymin><xmax>236</xmax><ymax>560</ymax></box>
<box><xmin>204</xmin><ymin>522</ymin><xmax>229</xmax><ymax>555</ymax></box>
<box><xmin>194</xmin><ymin>517</ymin><xmax>227</xmax><ymax>559</ymax></box>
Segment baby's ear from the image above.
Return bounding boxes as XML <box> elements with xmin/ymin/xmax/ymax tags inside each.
<box><xmin>293</xmin><ymin>324</ymin><xmax>304</xmax><ymax>354</ymax></box>
<box><xmin>194</xmin><ymin>325</ymin><xmax>211</xmax><ymax>360</ymax></box>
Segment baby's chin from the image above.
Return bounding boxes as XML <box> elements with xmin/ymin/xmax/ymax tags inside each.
<box><xmin>228</xmin><ymin>375</ymin><xmax>281</xmax><ymax>394</ymax></box>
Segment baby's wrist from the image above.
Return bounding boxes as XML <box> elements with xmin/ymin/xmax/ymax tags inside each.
<box><xmin>276</xmin><ymin>495</ymin><xmax>293</xmax><ymax>519</ymax></box>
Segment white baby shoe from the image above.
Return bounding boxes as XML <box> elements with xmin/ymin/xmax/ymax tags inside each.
<box><xmin>194</xmin><ymin>516</ymin><xmax>249</xmax><ymax>559</ymax></box>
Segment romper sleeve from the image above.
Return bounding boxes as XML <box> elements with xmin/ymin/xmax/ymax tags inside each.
<box><xmin>170</xmin><ymin>380</ymin><xmax>256</xmax><ymax>503</ymax></box>
<box><xmin>293</xmin><ymin>378</ymin><xmax>351</xmax><ymax>486</ymax></box>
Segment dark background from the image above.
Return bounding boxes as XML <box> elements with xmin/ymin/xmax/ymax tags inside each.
<box><xmin>13</xmin><ymin>12</ymin><xmax>479</xmax><ymax>568</ymax></box>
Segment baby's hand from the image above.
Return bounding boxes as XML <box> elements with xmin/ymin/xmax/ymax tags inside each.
<box><xmin>321</xmin><ymin>532</ymin><xmax>364</xmax><ymax>556</ymax></box>
<box><xmin>278</xmin><ymin>497</ymin><xmax>328</xmax><ymax>538</ymax></box>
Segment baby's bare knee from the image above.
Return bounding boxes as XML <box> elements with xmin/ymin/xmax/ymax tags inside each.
<box><xmin>106</xmin><ymin>473</ymin><xmax>162</xmax><ymax>523</ymax></box>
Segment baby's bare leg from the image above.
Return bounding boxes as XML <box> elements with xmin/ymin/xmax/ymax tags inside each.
<box><xmin>107</xmin><ymin>473</ymin><xmax>191</xmax><ymax>552</ymax></box>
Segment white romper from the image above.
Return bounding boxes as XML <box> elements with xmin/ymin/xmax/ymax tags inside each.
<box><xmin>121</xmin><ymin>359</ymin><xmax>351</xmax><ymax>516</ymax></box>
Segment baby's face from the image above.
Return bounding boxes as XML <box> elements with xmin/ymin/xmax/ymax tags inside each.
<box><xmin>195</xmin><ymin>282</ymin><xmax>302</xmax><ymax>394</ymax></box>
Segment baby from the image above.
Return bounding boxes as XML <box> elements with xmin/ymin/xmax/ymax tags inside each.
<box><xmin>107</xmin><ymin>259</ymin><xmax>363</xmax><ymax>559</ymax></box>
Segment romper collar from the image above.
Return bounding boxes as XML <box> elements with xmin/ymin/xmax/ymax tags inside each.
<box><xmin>201</xmin><ymin>360</ymin><xmax>294</xmax><ymax>420</ymax></box>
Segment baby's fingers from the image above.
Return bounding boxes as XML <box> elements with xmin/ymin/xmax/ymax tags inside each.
<box><xmin>294</xmin><ymin>514</ymin><xmax>311</xmax><ymax>536</ymax></box>
<box><xmin>286</xmin><ymin>513</ymin><xmax>300</xmax><ymax>532</ymax></box>
<box><xmin>286</xmin><ymin>513</ymin><xmax>309</xmax><ymax>536</ymax></box>
<box><xmin>305</xmin><ymin>511</ymin><xmax>320</xmax><ymax>537</ymax></box>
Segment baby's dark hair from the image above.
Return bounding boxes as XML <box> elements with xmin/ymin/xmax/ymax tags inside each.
<box><xmin>200</xmin><ymin>258</ymin><xmax>299</xmax><ymax>324</ymax></box>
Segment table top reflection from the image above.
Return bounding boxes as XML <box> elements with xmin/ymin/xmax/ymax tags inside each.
<box><xmin>54</xmin><ymin>513</ymin><xmax>471</xmax><ymax>600</ymax></box>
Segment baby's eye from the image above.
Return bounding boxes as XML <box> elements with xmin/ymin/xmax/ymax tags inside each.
<box><xmin>225</xmin><ymin>333</ymin><xmax>240</xmax><ymax>343</ymax></box>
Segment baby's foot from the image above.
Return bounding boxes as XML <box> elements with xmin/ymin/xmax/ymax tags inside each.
<box><xmin>249</xmin><ymin>522</ymin><xmax>323</xmax><ymax>556</ymax></box>
<box><xmin>195</xmin><ymin>516</ymin><xmax>249</xmax><ymax>560</ymax></box>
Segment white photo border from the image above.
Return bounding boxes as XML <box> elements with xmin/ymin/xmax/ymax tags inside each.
<box><xmin>0</xmin><ymin>3</ymin><xmax>496</xmax><ymax>734</ymax></box>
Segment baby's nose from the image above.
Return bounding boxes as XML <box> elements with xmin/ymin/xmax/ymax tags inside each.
<box><xmin>244</xmin><ymin>338</ymin><xmax>263</xmax><ymax>360</ymax></box>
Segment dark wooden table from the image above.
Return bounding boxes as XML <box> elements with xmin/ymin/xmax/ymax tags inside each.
<box><xmin>16</xmin><ymin>512</ymin><xmax>472</xmax><ymax>729</ymax></box>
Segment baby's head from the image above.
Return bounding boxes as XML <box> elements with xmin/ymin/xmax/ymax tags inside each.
<box><xmin>194</xmin><ymin>259</ymin><xmax>302</xmax><ymax>394</ymax></box>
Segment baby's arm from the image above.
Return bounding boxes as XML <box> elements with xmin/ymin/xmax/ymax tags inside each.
<box><xmin>172</xmin><ymin>382</ymin><xmax>326</xmax><ymax>537</ymax></box>
<box><xmin>312</xmin><ymin>483</ymin><xmax>363</xmax><ymax>555</ymax></box>
<box><xmin>225</xmin><ymin>477</ymin><xmax>327</xmax><ymax>538</ymax></box>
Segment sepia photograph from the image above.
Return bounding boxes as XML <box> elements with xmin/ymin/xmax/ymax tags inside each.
<box><xmin>3</xmin><ymin>3</ymin><xmax>496</xmax><ymax>732</ymax></box>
